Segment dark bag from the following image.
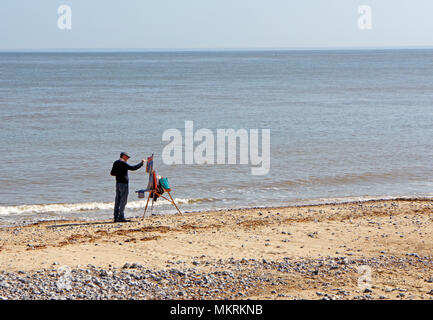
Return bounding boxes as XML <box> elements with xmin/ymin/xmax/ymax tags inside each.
<box><xmin>150</xmin><ymin>182</ymin><xmax>165</xmax><ymax>202</ymax></box>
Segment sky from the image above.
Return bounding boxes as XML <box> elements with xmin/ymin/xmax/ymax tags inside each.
<box><xmin>1</xmin><ymin>0</ymin><xmax>433</xmax><ymax>51</ymax></box>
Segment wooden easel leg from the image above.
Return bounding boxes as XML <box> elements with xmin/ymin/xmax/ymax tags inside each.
<box><xmin>142</xmin><ymin>193</ymin><xmax>151</xmax><ymax>220</ymax></box>
<box><xmin>150</xmin><ymin>198</ymin><xmax>155</xmax><ymax>215</ymax></box>
<box><xmin>167</xmin><ymin>191</ymin><xmax>182</xmax><ymax>215</ymax></box>
<box><xmin>149</xmin><ymin>190</ymin><xmax>182</xmax><ymax>215</ymax></box>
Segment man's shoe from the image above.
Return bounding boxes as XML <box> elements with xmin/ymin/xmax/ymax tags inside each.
<box><xmin>117</xmin><ymin>218</ymin><xmax>131</xmax><ymax>223</ymax></box>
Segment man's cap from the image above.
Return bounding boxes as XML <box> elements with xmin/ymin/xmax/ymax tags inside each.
<box><xmin>120</xmin><ymin>152</ymin><xmax>130</xmax><ymax>158</ymax></box>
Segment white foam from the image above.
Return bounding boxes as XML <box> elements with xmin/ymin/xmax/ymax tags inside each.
<box><xmin>0</xmin><ymin>198</ymin><xmax>200</xmax><ymax>216</ymax></box>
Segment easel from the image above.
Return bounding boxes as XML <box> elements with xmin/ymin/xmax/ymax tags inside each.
<box><xmin>142</xmin><ymin>186</ymin><xmax>182</xmax><ymax>218</ymax></box>
<box><xmin>139</xmin><ymin>154</ymin><xmax>182</xmax><ymax>219</ymax></box>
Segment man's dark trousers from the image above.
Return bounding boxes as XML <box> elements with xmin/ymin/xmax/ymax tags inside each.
<box><xmin>114</xmin><ymin>182</ymin><xmax>129</xmax><ymax>221</ymax></box>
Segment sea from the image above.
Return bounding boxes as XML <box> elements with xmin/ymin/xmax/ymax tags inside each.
<box><xmin>1</xmin><ymin>49</ymin><xmax>433</xmax><ymax>226</ymax></box>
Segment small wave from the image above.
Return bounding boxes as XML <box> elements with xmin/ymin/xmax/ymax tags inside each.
<box><xmin>277</xmin><ymin>194</ymin><xmax>433</xmax><ymax>208</ymax></box>
<box><xmin>0</xmin><ymin>197</ymin><xmax>216</xmax><ymax>216</ymax></box>
<box><xmin>269</xmin><ymin>170</ymin><xmax>418</xmax><ymax>189</ymax></box>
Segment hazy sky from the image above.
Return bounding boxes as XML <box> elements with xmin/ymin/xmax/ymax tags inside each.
<box><xmin>1</xmin><ymin>0</ymin><xmax>433</xmax><ymax>50</ymax></box>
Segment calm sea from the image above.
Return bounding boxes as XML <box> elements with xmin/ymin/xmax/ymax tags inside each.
<box><xmin>1</xmin><ymin>49</ymin><xmax>433</xmax><ymax>225</ymax></box>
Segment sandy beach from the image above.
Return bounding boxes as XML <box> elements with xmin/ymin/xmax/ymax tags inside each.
<box><xmin>0</xmin><ymin>198</ymin><xmax>432</xmax><ymax>300</ymax></box>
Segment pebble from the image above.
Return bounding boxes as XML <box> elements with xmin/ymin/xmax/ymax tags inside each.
<box><xmin>0</xmin><ymin>254</ymin><xmax>429</xmax><ymax>300</ymax></box>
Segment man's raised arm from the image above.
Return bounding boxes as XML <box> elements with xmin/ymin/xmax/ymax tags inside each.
<box><xmin>127</xmin><ymin>159</ymin><xmax>146</xmax><ymax>171</ymax></box>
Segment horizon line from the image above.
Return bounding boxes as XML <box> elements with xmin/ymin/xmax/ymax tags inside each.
<box><xmin>2</xmin><ymin>45</ymin><xmax>433</xmax><ymax>53</ymax></box>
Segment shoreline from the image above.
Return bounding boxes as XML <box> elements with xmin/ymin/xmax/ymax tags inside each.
<box><xmin>0</xmin><ymin>198</ymin><xmax>432</xmax><ymax>299</ymax></box>
<box><xmin>1</xmin><ymin>195</ymin><xmax>433</xmax><ymax>229</ymax></box>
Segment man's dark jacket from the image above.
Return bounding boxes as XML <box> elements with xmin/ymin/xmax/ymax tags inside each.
<box><xmin>111</xmin><ymin>160</ymin><xmax>143</xmax><ymax>183</ymax></box>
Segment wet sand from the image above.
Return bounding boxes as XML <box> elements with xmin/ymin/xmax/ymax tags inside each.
<box><xmin>0</xmin><ymin>198</ymin><xmax>432</xmax><ymax>300</ymax></box>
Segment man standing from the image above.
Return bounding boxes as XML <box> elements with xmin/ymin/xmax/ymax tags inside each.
<box><xmin>110</xmin><ymin>152</ymin><xmax>146</xmax><ymax>222</ymax></box>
